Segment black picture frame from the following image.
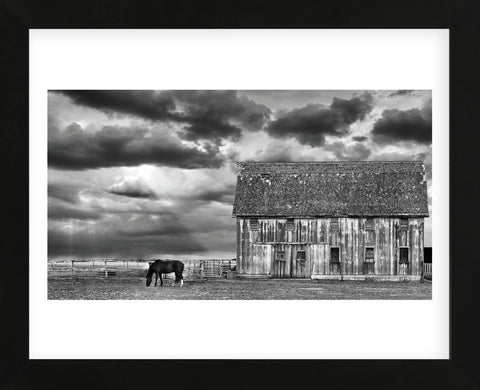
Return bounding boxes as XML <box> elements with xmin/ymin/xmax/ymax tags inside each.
<box><xmin>1</xmin><ymin>0</ymin><xmax>479</xmax><ymax>388</ymax></box>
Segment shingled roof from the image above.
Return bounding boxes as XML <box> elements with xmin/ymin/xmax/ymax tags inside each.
<box><xmin>232</xmin><ymin>161</ymin><xmax>429</xmax><ymax>217</ymax></box>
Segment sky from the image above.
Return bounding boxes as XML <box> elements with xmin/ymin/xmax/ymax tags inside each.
<box><xmin>48</xmin><ymin>90</ymin><xmax>432</xmax><ymax>260</ymax></box>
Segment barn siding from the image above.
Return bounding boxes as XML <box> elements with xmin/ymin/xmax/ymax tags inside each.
<box><xmin>237</xmin><ymin>217</ymin><xmax>424</xmax><ymax>279</ymax></box>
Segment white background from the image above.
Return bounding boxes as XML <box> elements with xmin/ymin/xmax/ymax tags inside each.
<box><xmin>30</xmin><ymin>29</ymin><xmax>449</xmax><ymax>359</ymax></box>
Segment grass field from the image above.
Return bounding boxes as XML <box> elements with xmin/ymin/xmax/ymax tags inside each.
<box><xmin>48</xmin><ymin>276</ymin><xmax>432</xmax><ymax>300</ymax></box>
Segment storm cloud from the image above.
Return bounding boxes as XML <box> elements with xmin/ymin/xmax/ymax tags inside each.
<box><xmin>371</xmin><ymin>100</ymin><xmax>432</xmax><ymax>145</ymax></box>
<box><xmin>54</xmin><ymin>90</ymin><xmax>177</xmax><ymax>121</ymax></box>
<box><xmin>55</xmin><ymin>90</ymin><xmax>271</xmax><ymax>145</ymax></box>
<box><xmin>48</xmin><ymin>123</ymin><xmax>225</xmax><ymax>170</ymax></box>
<box><xmin>173</xmin><ymin>90</ymin><xmax>271</xmax><ymax>144</ymax></box>
<box><xmin>266</xmin><ymin>93</ymin><xmax>373</xmax><ymax>146</ymax></box>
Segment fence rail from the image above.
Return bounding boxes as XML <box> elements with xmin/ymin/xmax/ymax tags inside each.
<box><xmin>48</xmin><ymin>259</ymin><xmax>236</xmax><ymax>280</ymax></box>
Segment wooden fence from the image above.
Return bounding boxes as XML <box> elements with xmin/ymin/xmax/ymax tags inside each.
<box><xmin>48</xmin><ymin>259</ymin><xmax>236</xmax><ymax>280</ymax></box>
<box><xmin>423</xmin><ymin>263</ymin><xmax>432</xmax><ymax>277</ymax></box>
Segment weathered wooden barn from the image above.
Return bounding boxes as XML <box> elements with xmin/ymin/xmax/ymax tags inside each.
<box><xmin>232</xmin><ymin>162</ymin><xmax>429</xmax><ymax>281</ymax></box>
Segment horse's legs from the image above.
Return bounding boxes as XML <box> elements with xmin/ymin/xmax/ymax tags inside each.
<box><xmin>154</xmin><ymin>272</ymin><xmax>158</xmax><ymax>287</ymax></box>
<box><xmin>159</xmin><ymin>273</ymin><xmax>163</xmax><ymax>287</ymax></box>
<box><xmin>178</xmin><ymin>273</ymin><xmax>184</xmax><ymax>287</ymax></box>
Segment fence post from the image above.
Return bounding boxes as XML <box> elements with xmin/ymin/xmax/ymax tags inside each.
<box><xmin>104</xmin><ymin>260</ymin><xmax>108</xmax><ymax>278</ymax></box>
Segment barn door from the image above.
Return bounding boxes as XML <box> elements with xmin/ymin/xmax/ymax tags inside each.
<box><xmin>272</xmin><ymin>244</ymin><xmax>290</xmax><ymax>278</ymax></box>
<box><xmin>399</xmin><ymin>247</ymin><xmax>410</xmax><ymax>275</ymax></box>
<box><xmin>272</xmin><ymin>245</ymin><xmax>312</xmax><ymax>278</ymax></box>
<box><xmin>290</xmin><ymin>245</ymin><xmax>312</xmax><ymax>278</ymax></box>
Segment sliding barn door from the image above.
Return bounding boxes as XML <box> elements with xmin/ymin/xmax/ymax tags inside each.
<box><xmin>272</xmin><ymin>244</ymin><xmax>290</xmax><ymax>278</ymax></box>
<box><xmin>272</xmin><ymin>244</ymin><xmax>311</xmax><ymax>278</ymax></box>
<box><xmin>290</xmin><ymin>244</ymin><xmax>312</xmax><ymax>278</ymax></box>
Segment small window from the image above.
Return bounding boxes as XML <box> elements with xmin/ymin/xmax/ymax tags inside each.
<box><xmin>296</xmin><ymin>251</ymin><xmax>306</xmax><ymax>261</ymax></box>
<box><xmin>286</xmin><ymin>218</ymin><xmax>294</xmax><ymax>231</ymax></box>
<box><xmin>250</xmin><ymin>219</ymin><xmax>259</xmax><ymax>231</ymax></box>
<box><xmin>331</xmin><ymin>218</ymin><xmax>339</xmax><ymax>231</ymax></box>
<box><xmin>399</xmin><ymin>247</ymin><xmax>409</xmax><ymax>264</ymax></box>
<box><xmin>399</xmin><ymin>219</ymin><xmax>409</xmax><ymax>230</ymax></box>
<box><xmin>365</xmin><ymin>247</ymin><xmax>375</xmax><ymax>262</ymax></box>
<box><xmin>276</xmin><ymin>251</ymin><xmax>286</xmax><ymax>262</ymax></box>
<box><xmin>365</xmin><ymin>218</ymin><xmax>374</xmax><ymax>231</ymax></box>
<box><xmin>330</xmin><ymin>247</ymin><xmax>340</xmax><ymax>263</ymax></box>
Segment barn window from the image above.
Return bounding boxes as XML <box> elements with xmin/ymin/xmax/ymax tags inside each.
<box><xmin>331</xmin><ymin>218</ymin><xmax>339</xmax><ymax>231</ymax></box>
<box><xmin>296</xmin><ymin>251</ymin><xmax>306</xmax><ymax>266</ymax></box>
<box><xmin>399</xmin><ymin>247</ymin><xmax>409</xmax><ymax>264</ymax></box>
<box><xmin>330</xmin><ymin>247</ymin><xmax>340</xmax><ymax>263</ymax></box>
<box><xmin>399</xmin><ymin>218</ymin><xmax>409</xmax><ymax>230</ymax></box>
<box><xmin>286</xmin><ymin>218</ymin><xmax>294</xmax><ymax>231</ymax></box>
<box><xmin>365</xmin><ymin>247</ymin><xmax>375</xmax><ymax>262</ymax></box>
<box><xmin>276</xmin><ymin>251</ymin><xmax>286</xmax><ymax>262</ymax></box>
<box><xmin>250</xmin><ymin>218</ymin><xmax>259</xmax><ymax>231</ymax></box>
<box><xmin>365</xmin><ymin>218</ymin><xmax>374</xmax><ymax>231</ymax></box>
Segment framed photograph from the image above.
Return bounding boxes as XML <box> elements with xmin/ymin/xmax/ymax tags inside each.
<box><xmin>2</xmin><ymin>2</ymin><xmax>478</xmax><ymax>388</ymax></box>
<box><xmin>32</xmin><ymin>30</ymin><xmax>445</xmax><ymax>359</ymax></box>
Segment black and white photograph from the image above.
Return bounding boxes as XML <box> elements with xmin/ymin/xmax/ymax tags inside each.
<box><xmin>48</xmin><ymin>89</ymin><xmax>432</xmax><ymax>300</ymax></box>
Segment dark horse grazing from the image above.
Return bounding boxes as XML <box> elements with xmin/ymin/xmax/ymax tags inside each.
<box><xmin>146</xmin><ymin>260</ymin><xmax>184</xmax><ymax>287</ymax></box>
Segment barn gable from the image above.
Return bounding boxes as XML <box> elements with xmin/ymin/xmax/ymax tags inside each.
<box><xmin>232</xmin><ymin>161</ymin><xmax>429</xmax><ymax>217</ymax></box>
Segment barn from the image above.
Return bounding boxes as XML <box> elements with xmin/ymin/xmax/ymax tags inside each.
<box><xmin>232</xmin><ymin>161</ymin><xmax>429</xmax><ymax>281</ymax></box>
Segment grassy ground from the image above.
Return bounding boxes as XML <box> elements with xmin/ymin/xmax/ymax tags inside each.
<box><xmin>48</xmin><ymin>276</ymin><xmax>432</xmax><ymax>300</ymax></box>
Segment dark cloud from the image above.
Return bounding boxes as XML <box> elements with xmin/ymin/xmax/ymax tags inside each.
<box><xmin>330</xmin><ymin>94</ymin><xmax>374</xmax><ymax>124</ymax></box>
<box><xmin>266</xmin><ymin>93</ymin><xmax>373</xmax><ymax>146</ymax></box>
<box><xmin>54</xmin><ymin>90</ymin><xmax>271</xmax><ymax>145</ymax></box>
<box><xmin>371</xmin><ymin>99</ymin><xmax>431</xmax><ymax>145</ymax></box>
<box><xmin>48</xmin><ymin>204</ymin><xmax>102</xmax><ymax>220</ymax></box>
<box><xmin>54</xmin><ymin>90</ymin><xmax>177</xmax><ymax>121</ymax></box>
<box><xmin>352</xmin><ymin>136</ymin><xmax>368</xmax><ymax>142</ymax></box>
<box><xmin>387</xmin><ymin>90</ymin><xmax>414</xmax><ymax>98</ymax></box>
<box><xmin>324</xmin><ymin>142</ymin><xmax>372</xmax><ymax>161</ymax></box>
<box><xmin>173</xmin><ymin>91</ymin><xmax>271</xmax><ymax>144</ymax></box>
<box><xmin>108</xmin><ymin>179</ymin><xmax>157</xmax><ymax>200</ymax></box>
<box><xmin>48</xmin><ymin>123</ymin><xmax>225</xmax><ymax>170</ymax></box>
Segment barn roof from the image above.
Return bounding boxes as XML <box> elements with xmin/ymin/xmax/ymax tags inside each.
<box><xmin>232</xmin><ymin>161</ymin><xmax>429</xmax><ymax>217</ymax></box>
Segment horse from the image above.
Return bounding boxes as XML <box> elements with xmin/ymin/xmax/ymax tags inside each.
<box><xmin>146</xmin><ymin>260</ymin><xmax>184</xmax><ymax>287</ymax></box>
